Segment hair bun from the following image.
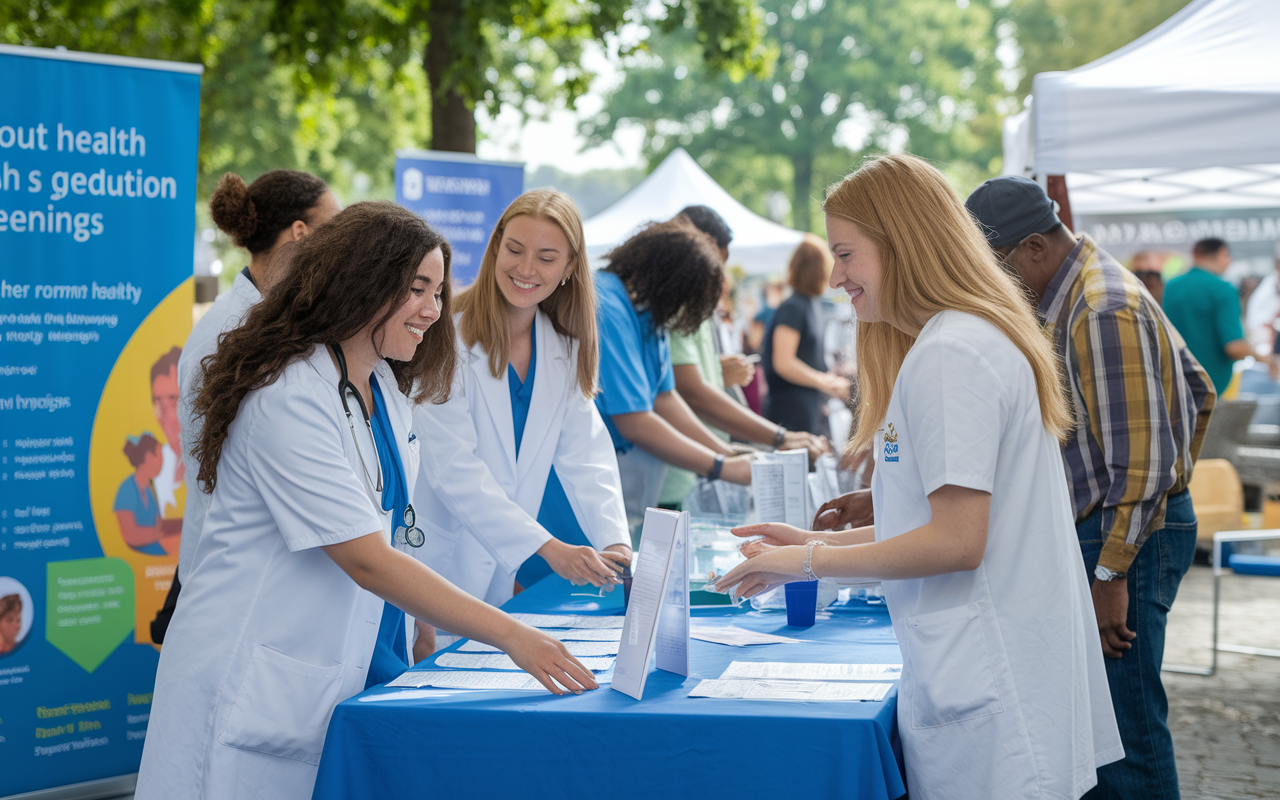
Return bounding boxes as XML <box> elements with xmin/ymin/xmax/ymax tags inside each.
<box><xmin>209</xmin><ymin>173</ymin><xmax>259</xmax><ymax>246</ymax></box>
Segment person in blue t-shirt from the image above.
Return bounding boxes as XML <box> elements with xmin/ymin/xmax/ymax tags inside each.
<box><xmin>114</xmin><ymin>433</ymin><xmax>176</xmax><ymax>556</ymax></box>
<box><xmin>595</xmin><ymin>218</ymin><xmax>755</xmax><ymax>535</ymax></box>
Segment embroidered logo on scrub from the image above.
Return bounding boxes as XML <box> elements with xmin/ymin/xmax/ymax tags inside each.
<box><xmin>883</xmin><ymin>423</ymin><xmax>899</xmax><ymax>463</ymax></box>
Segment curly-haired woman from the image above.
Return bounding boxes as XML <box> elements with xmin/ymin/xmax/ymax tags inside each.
<box><xmin>136</xmin><ymin>202</ymin><xmax>597</xmax><ymax>800</ymax></box>
<box><xmin>594</xmin><ymin>218</ymin><xmax>755</xmax><ymax>536</ymax></box>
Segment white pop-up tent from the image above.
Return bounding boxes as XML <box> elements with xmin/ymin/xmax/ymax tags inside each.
<box><xmin>1003</xmin><ymin>0</ymin><xmax>1280</xmax><ymax>214</ymax></box>
<box><xmin>583</xmin><ymin>148</ymin><xmax>806</xmax><ymax>274</ymax></box>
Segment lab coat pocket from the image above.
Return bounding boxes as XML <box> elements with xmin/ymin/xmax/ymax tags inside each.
<box><xmin>218</xmin><ymin>644</ymin><xmax>344</xmax><ymax>765</ymax></box>
<box><xmin>904</xmin><ymin>603</ymin><xmax>1004</xmax><ymax>729</ymax></box>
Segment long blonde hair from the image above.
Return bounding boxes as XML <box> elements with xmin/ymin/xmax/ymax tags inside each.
<box><xmin>824</xmin><ymin>155</ymin><xmax>1070</xmax><ymax>453</ymax></box>
<box><xmin>455</xmin><ymin>189</ymin><xmax>598</xmax><ymax>397</ymax></box>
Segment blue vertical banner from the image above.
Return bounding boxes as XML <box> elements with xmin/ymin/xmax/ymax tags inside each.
<box><xmin>0</xmin><ymin>46</ymin><xmax>200</xmax><ymax>797</ymax></box>
<box><xmin>394</xmin><ymin>149</ymin><xmax>524</xmax><ymax>286</ymax></box>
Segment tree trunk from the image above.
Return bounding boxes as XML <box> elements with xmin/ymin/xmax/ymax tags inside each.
<box><xmin>424</xmin><ymin>0</ymin><xmax>477</xmax><ymax>153</ymax></box>
<box><xmin>791</xmin><ymin>153</ymin><xmax>813</xmax><ymax>233</ymax></box>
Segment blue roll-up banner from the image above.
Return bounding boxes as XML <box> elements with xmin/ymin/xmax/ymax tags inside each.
<box><xmin>0</xmin><ymin>46</ymin><xmax>200</xmax><ymax>797</ymax></box>
<box><xmin>395</xmin><ymin>149</ymin><xmax>524</xmax><ymax>286</ymax></box>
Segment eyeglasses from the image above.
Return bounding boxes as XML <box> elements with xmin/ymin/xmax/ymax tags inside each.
<box><xmin>394</xmin><ymin>504</ymin><xmax>425</xmax><ymax>548</ymax></box>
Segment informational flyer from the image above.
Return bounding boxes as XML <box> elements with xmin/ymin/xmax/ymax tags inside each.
<box><xmin>0</xmin><ymin>45</ymin><xmax>200</xmax><ymax>796</ymax></box>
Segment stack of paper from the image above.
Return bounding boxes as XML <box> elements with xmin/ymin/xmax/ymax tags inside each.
<box><xmin>459</xmin><ymin>639</ymin><xmax>619</xmax><ymax>657</ymax></box>
<box><xmin>688</xmin><ymin>624</ymin><xmax>805</xmax><ymax>647</ymax></box>
<box><xmin>509</xmin><ymin>613</ymin><xmax>626</xmax><ymax>629</ymax></box>
<box><xmin>434</xmin><ymin>652</ymin><xmax>615</xmax><ymax>672</ymax></box>
<box><xmin>721</xmin><ymin>661</ymin><xmax>901</xmax><ymax>681</ymax></box>
<box><xmin>386</xmin><ymin>671</ymin><xmax>545</xmax><ymax>691</ymax></box>
<box><xmin>752</xmin><ymin>448</ymin><xmax>811</xmax><ymax>528</ymax></box>
<box><xmin>687</xmin><ymin>660</ymin><xmax>901</xmax><ymax>703</ymax></box>
<box><xmin>689</xmin><ymin>679</ymin><xmax>891</xmax><ymax>702</ymax></box>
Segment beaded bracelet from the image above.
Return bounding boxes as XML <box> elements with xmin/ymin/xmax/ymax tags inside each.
<box><xmin>804</xmin><ymin>540</ymin><xmax>826</xmax><ymax>581</ymax></box>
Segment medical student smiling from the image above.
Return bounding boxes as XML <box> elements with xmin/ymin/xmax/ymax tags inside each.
<box><xmin>136</xmin><ymin>202</ymin><xmax>596</xmax><ymax>800</ymax></box>
<box><xmin>714</xmin><ymin>155</ymin><xmax>1122</xmax><ymax>799</ymax></box>
<box><xmin>413</xmin><ymin>190</ymin><xmax>630</xmax><ymax>652</ymax></box>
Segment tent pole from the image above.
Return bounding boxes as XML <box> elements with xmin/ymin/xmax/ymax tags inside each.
<box><xmin>1046</xmin><ymin>174</ymin><xmax>1074</xmax><ymax>232</ymax></box>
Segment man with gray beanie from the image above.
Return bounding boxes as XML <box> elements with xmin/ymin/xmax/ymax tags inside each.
<box><xmin>966</xmin><ymin>176</ymin><xmax>1215</xmax><ymax>800</ymax></box>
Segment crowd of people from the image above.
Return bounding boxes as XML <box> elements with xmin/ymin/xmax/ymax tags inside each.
<box><xmin>135</xmin><ymin>156</ymin><xmax>1227</xmax><ymax>800</ymax></box>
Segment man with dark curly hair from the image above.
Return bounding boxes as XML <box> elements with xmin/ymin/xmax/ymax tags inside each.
<box><xmin>594</xmin><ymin>217</ymin><xmax>755</xmax><ymax>541</ymax></box>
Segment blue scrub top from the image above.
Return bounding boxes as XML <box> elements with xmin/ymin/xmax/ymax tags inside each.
<box><xmin>366</xmin><ymin>379</ymin><xmax>410</xmax><ymax>689</ymax></box>
<box><xmin>509</xmin><ymin>325</ymin><xmax>592</xmax><ymax>588</ymax></box>
<box><xmin>593</xmin><ymin>270</ymin><xmax>675</xmax><ymax>452</ymax></box>
<box><xmin>114</xmin><ymin>476</ymin><xmax>167</xmax><ymax>556</ymax></box>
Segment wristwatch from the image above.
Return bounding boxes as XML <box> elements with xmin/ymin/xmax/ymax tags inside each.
<box><xmin>707</xmin><ymin>454</ymin><xmax>725</xmax><ymax>481</ymax></box>
<box><xmin>773</xmin><ymin>426</ymin><xmax>788</xmax><ymax>449</ymax></box>
<box><xmin>1094</xmin><ymin>565</ymin><xmax>1127</xmax><ymax>582</ymax></box>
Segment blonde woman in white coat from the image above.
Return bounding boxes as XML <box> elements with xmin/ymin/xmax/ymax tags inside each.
<box><xmin>413</xmin><ymin>190</ymin><xmax>631</xmax><ymax>651</ymax></box>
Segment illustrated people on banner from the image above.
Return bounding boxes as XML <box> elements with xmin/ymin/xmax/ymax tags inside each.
<box><xmin>0</xmin><ymin>593</ymin><xmax>24</xmax><ymax>656</ymax></box>
<box><xmin>0</xmin><ymin>577</ymin><xmax>35</xmax><ymax>659</ymax></box>
<box><xmin>149</xmin><ymin>346</ymin><xmax>185</xmax><ymax>521</ymax></box>
<box><xmin>114</xmin><ymin>433</ymin><xmax>178</xmax><ymax>556</ymax></box>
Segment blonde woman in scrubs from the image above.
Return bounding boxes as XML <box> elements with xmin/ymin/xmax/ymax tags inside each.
<box><xmin>412</xmin><ymin>189</ymin><xmax>631</xmax><ymax>652</ymax></box>
<box><xmin>715</xmin><ymin>155</ymin><xmax>1122</xmax><ymax>799</ymax></box>
<box><xmin>137</xmin><ymin>203</ymin><xmax>596</xmax><ymax>800</ymax></box>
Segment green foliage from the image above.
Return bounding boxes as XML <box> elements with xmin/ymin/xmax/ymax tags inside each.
<box><xmin>585</xmin><ymin>0</ymin><xmax>1004</xmax><ymax>232</ymax></box>
<box><xmin>1</xmin><ymin>1</ymin><xmax>431</xmax><ymax>204</ymax></box>
<box><xmin>1005</xmin><ymin>0</ymin><xmax>1193</xmax><ymax>99</ymax></box>
<box><xmin>268</xmin><ymin>0</ymin><xmax>768</xmax><ymax>148</ymax></box>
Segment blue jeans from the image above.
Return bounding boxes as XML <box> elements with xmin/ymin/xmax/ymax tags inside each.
<box><xmin>1078</xmin><ymin>489</ymin><xmax>1197</xmax><ymax>800</ymax></box>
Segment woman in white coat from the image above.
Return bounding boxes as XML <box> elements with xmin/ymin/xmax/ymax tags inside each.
<box><xmin>714</xmin><ymin>156</ymin><xmax>1123</xmax><ymax>799</ymax></box>
<box><xmin>414</xmin><ymin>190</ymin><xmax>631</xmax><ymax>634</ymax></box>
<box><xmin>136</xmin><ymin>202</ymin><xmax>596</xmax><ymax>800</ymax></box>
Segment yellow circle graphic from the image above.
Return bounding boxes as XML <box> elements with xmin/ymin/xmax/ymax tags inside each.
<box><xmin>88</xmin><ymin>278</ymin><xmax>193</xmax><ymax>646</ymax></box>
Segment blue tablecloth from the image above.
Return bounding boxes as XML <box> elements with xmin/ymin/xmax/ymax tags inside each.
<box><xmin>313</xmin><ymin>577</ymin><xmax>905</xmax><ymax>800</ymax></box>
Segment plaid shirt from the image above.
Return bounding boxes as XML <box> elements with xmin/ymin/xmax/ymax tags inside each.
<box><xmin>1038</xmin><ymin>236</ymin><xmax>1215</xmax><ymax>573</ymax></box>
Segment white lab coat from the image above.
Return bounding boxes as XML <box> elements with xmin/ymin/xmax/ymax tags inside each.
<box><xmin>871</xmin><ymin>311</ymin><xmax>1123</xmax><ymax>800</ymax></box>
<box><xmin>136</xmin><ymin>346</ymin><xmax>418</xmax><ymax>800</ymax></box>
<box><xmin>176</xmin><ymin>270</ymin><xmax>261</xmax><ymax>580</ymax></box>
<box><xmin>413</xmin><ymin>309</ymin><xmax>629</xmax><ymax>606</ymax></box>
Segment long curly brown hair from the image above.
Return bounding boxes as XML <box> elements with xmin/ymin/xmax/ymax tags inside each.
<box><xmin>602</xmin><ymin>218</ymin><xmax>723</xmax><ymax>336</ymax></box>
<box><xmin>193</xmin><ymin>201</ymin><xmax>457</xmax><ymax>492</ymax></box>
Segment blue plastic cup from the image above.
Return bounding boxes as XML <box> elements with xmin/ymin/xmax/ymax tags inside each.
<box><xmin>785</xmin><ymin>580</ymin><xmax>818</xmax><ymax>627</ymax></box>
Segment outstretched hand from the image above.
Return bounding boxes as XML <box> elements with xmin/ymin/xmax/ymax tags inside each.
<box><xmin>711</xmin><ymin>546</ymin><xmax>806</xmax><ymax>601</ymax></box>
<box><xmin>503</xmin><ymin>624</ymin><xmax>600</xmax><ymax>695</ymax></box>
<box><xmin>812</xmin><ymin>489</ymin><xmax>874</xmax><ymax>531</ymax></box>
<box><xmin>730</xmin><ymin>522</ymin><xmax>816</xmax><ymax>549</ymax></box>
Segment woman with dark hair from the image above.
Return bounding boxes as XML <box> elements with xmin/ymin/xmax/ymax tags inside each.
<box><xmin>136</xmin><ymin>202</ymin><xmax>596</xmax><ymax>800</ymax></box>
<box><xmin>594</xmin><ymin>218</ymin><xmax>754</xmax><ymax>536</ymax></box>
<box><xmin>762</xmin><ymin>233</ymin><xmax>851</xmax><ymax>437</ymax></box>
<box><xmin>177</xmin><ymin>171</ymin><xmax>341</xmax><ymax>583</ymax></box>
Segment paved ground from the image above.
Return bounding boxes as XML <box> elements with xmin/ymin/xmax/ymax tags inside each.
<box><xmin>1164</xmin><ymin>561</ymin><xmax>1280</xmax><ymax>799</ymax></box>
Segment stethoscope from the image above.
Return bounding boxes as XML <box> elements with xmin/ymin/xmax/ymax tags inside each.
<box><xmin>332</xmin><ymin>342</ymin><xmax>424</xmax><ymax>548</ymax></box>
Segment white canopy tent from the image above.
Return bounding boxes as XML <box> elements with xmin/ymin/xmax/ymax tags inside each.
<box><xmin>583</xmin><ymin>148</ymin><xmax>806</xmax><ymax>274</ymax></box>
<box><xmin>1002</xmin><ymin>0</ymin><xmax>1280</xmax><ymax>214</ymax></box>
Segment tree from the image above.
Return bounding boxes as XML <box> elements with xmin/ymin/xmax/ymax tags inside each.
<box><xmin>2</xmin><ymin>0</ymin><xmax>430</xmax><ymax>200</ymax></box>
<box><xmin>1005</xmin><ymin>0</ymin><xmax>1194</xmax><ymax>100</ymax></box>
<box><xmin>268</xmin><ymin>0</ymin><xmax>769</xmax><ymax>154</ymax></box>
<box><xmin>583</xmin><ymin>0</ymin><xmax>1004</xmax><ymax>232</ymax></box>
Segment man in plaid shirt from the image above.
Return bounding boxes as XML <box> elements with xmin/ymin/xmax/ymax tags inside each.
<box><xmin>968</xmin><ymin>176</ymin><xmax>1215</xmax><ymax>800</ymax></box>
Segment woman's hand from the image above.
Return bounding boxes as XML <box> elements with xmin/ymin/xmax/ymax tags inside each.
<box><xmin>731</xmin><ymin>522</ymin><xmax>817</xmax><ymax>550</ymax></box>
<box><xmin>718</xmin><ymin>452</ymin><xmax>756</xmax><ymax>485</ymax></box>
<box><xmin>781</xmin><ymin>430</ymin><xmax>830</xmax><ymax>463</ymax></box>
<box><xmin>812</xmin><ymin>489</ymin><xmax>874</xmax><ymax>531</ymax></box>
<box><xmin>720</xmin><ymin>354</ymin><xmax>756</xmax><ymax>387</ymax></box>
<box><xmin>502</xmin><ymin>623</ymin><xmax>600</xmax><ymax>695</ymax></box>
<box><xmin>539</xmin><ymin>539</ymin><xmax>628</xmax><ymax>588</ymax></box>
<box><xmin>712</xmin><ymin>545</ymin><xmax>806</xmax><ymax>601</ymax></box>
<box><xmin>820</xmin><ymin>374</ymin><xmax>852</xmax><ymax>400</ymax></box>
